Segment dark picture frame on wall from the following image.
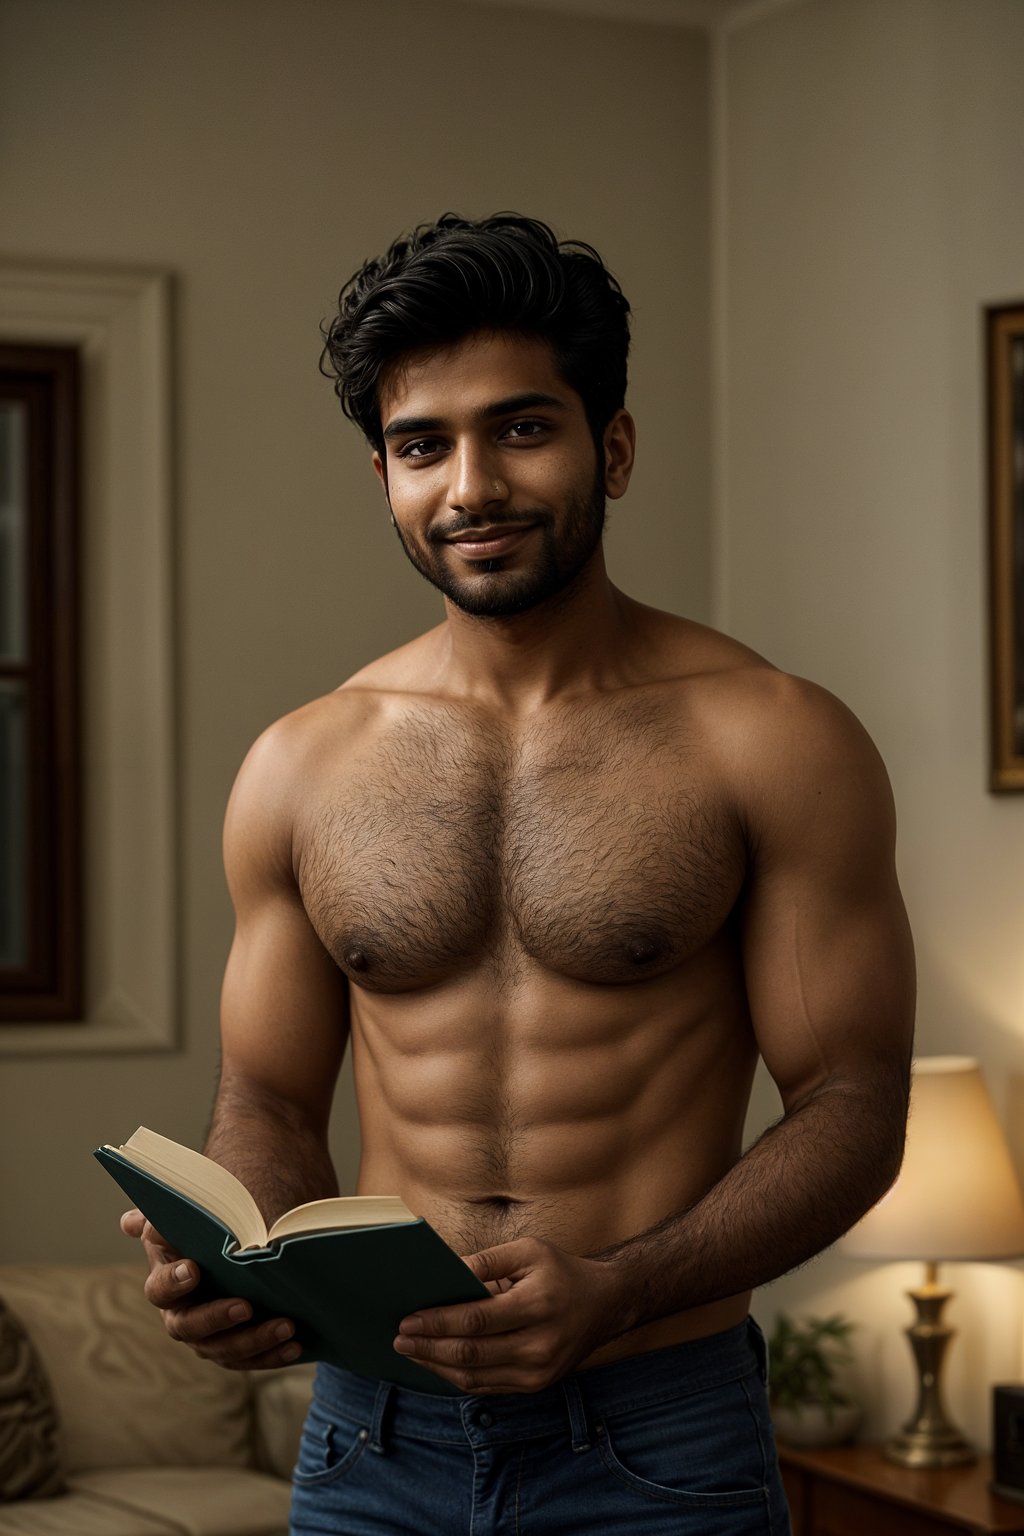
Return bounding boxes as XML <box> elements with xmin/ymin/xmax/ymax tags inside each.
<box><xmin>987</xmin><ymin>302</ymin><xmax>1024</xmax><ymax>792</ymax></box>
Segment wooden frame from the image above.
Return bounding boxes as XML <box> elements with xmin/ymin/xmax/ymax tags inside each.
<box><xmin>988</xmin><ymin>303</ymin><xmax>1024</xmax><ymax>791</ymax></box>
<box><xmin>0</xmin><ymin>265</ymin><xmax>176</xmax><ymax>1054</ymax></box>
<box><xmin>0</xmin><ymin>343</ymin><xmax>82</xmax><ymax>1018</ymax></box>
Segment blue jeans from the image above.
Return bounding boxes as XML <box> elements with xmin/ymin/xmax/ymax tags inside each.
<box><xmin>289</xmin><ymin>1319</ymin><xmax>792</xmax><ymax>1535</ymax></box>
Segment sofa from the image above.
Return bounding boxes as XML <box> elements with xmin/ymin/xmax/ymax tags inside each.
<box><xmin>0</xmin><ymin>1264</ymin><xmax>315</xmax><ymax>1536</ymax></box>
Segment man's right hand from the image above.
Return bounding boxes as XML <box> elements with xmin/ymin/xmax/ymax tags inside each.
<box><xmin>120</xmin><ymin>1208</ymin><xmax>302</xmax><ymax>1370</ymax></box>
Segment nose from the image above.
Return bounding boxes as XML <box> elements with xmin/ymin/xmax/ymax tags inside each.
<box><xmin>447</xmin><ymin>442</ymin><xmax>508</xmax><ymax>515</ymax></box>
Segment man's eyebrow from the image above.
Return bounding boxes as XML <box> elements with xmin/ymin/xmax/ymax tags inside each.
<box><xmin>382</xmin><ymin>414</ymin><xmax>445</xmax><ymax>441</ymax></box>
<box><xmin>382</xmin><ymin>392</ymin><xmax>568</xmax><ymax>441</ymax></box>
<box><xmin>479</xmin><ymin>391</ymin><xmax>567</xmax><ymax>419</ymax></box>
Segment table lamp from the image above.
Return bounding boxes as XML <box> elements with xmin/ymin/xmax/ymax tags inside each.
<box><xmin>840</xmin><ymin>1056</ymin><xmax>1024</xmax><ymax>1468</ymax></box>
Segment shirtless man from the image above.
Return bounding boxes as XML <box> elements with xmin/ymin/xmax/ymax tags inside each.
<box><xmin>124</xmin><ymin>214</ymin><xmax>914</xmax><ymax>1534</ymax></box>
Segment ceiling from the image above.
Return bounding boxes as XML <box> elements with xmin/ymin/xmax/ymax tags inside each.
<box><xmin>452</xmin><ymin>0</ymin><xmax>760</xmax><ymax>30</ymax></box>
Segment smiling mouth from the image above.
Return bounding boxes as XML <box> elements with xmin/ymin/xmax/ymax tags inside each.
<box><xmin>443</xmin><ymin>524</ymin><xmax>537</xmax><ymax>557</ymax></box>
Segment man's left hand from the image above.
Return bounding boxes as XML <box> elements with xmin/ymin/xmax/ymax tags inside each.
<box><xmin>393</xmin><ymin>1237</ymin><xmax>623</xmax><ymax>1394</ymax></box>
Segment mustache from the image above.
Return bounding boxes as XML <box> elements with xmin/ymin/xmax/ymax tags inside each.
<box><xmin>427</xmin><ymin>510</ymin><xmax>552</xmax><ymax>545</ymax></box>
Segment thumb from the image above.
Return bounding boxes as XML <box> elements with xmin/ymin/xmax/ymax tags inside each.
<box><xmin>120</xmin><ymin>1208</ymin><xmax>146</xmax><ymax>1239</ymax></box>
<box><xmin>462</xmin><ymin>1238</ymin><xmax>537</xmax><ymax>1287</ymax></box>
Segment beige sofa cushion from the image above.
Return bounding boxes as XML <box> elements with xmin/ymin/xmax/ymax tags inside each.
<box><xmin>0</xmin><ymin>1470</ymin><xmax>292</xmax><ymax>1536</ymax></box>
<box><xmin>0</xmin><ymin>1295</ymin><xmax>64</xmax><ymax>1499</ymax></box>
<box><xmin>252</xmin><ymin>1364</ymin><xmax>314</xmax><ymax>1480</ymax></box>
<box><xmin>0</xmin><ymin>1266</ymin><xmax>253</xmax><ymax>1476</ymax></box>
<box><xmin>0</xmin><ymin>1484</ymin><xmax>183</xmax><ymax>1536</ymax></box>
<box><xmin>69</xmin><ymin>1469</ymin><xmax>293</xmax><ymax>1536</ymax></box>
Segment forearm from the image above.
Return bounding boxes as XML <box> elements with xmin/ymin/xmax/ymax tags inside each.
<box><xmin>205</xmin><ymin>1072</ymin><xmax>339</xmax><ymax>1224</ymax></box>
<box><xmin>594</xmin><ymin>1075</ymin><xmax>908</xmax><ymax>1340</ymax></box>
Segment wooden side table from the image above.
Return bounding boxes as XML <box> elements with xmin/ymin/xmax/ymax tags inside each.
<box><xmin>778</xmin><ymin>1444</ymin><xmax>1024</xmax><ymax>1536</ymax></box>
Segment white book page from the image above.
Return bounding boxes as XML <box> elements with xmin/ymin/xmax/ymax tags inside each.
<box><xmin>267</xmin><ymin>1195</ymin><xmax>415</xmax><ymax>1243</ymax></box>
<box><xmin>117</xmin><ymin>1126</ymin><xmax>268</xmax><ymax>1250</ymax></box>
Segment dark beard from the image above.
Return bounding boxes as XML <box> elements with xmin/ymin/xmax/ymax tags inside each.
<box><xmin>390</xmin><ymin>464</ymin><xmax>607</xmax><ymax>618</ymax></box>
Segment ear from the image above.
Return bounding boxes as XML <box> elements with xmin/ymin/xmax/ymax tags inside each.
<box><xmin>371</xmin><ymin>450</ymin><xmax>390</xmax><ymax>497</ymax></box>
<box><xmin>602</xmin><ymin>410</ymin><xmax>635</xmax><ymax>500</ymax></box>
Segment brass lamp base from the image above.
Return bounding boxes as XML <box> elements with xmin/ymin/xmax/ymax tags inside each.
<box><xmin>885</xmin><ymin>1426</ymin><xmax>976</xmax><ymax>1469</ymax></box>
<box><xmin>884</xmin><ymin>1262</ymin><xmax>976</xmax><ymax>1469</ymax></box>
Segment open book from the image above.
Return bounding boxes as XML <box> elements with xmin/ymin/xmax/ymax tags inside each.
<box><xmin>95</xmin><ymin>1127</ymin><xmax>489</xmax><ymax>1395</ymax></box>
<box><xmin>106</xmin><ymin>1127</ymin><xmax>417</xmax><ymax>1249</ymax></box>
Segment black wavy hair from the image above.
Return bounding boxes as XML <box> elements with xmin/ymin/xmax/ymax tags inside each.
<box><xmin>320</xmin><ymin>212</ymin><xmax>631</xmax><ymax>454</ymax></box>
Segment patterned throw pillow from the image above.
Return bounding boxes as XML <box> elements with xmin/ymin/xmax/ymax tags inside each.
<box><xmin>0</xmin><ymin>1296</ymin><xmax>64</xmax><ymax>1500</ymax></box>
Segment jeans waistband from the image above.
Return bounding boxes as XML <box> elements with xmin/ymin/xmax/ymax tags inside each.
<box><xmin>311</xmin><ymin>1318</ymin><xmax>766</xmax><ymax>1451</ymax></box>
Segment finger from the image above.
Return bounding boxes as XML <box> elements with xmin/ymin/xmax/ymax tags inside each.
<box><xmin>120</xmin><ymin>1208</ymin><xmax>146</xmax><ymax>1239</ymax></box>
<box><xmin>393</xmin><ymin>1339</ymin><xmax>543</xmax><ymax>1400</ymax></box>
<box><xmin>156</xmin><ymin>1292</ymin><xmax>254</xmax><ymax>1336</ymax></box>
<box><xmin>396</xmin><ymin>1333</ymin><xmax>515</xmax><ymax>1370</ymax></box>
<box><xmin>462</xmin><ymin>1239</ymin><xmax>541</xmax><ymax>1286</ymax></box>
<box><xmin>164</xmin><ymin>1305</ymin><xmax>299</xmax><ymax>1367</ymax></box>
<box><xmin>120</xmin><ymin>1210</ymin><xmax>175</xmax><ymax>1255</ymax></box>
<box><xmin>398</xmin><ymin>1290</ymin><xmax>526</xmax><ymax>1341</ymax></box>
<box><xmin>145</xmin><ymin>1257</ymin><xmax>202</xmax><ymax>1306</ymax></box>
<box><xmin>130</xmin><ymin>1220</ymin><xmax>185</xmax><ymax>1277</ymax></box>
<box><xmin>189</xmin><ymin>1326</ymin><xmax>303</xmax><ymax>1371</ymax></box>
<box><xmin>234</xmin><ymin>1339</ymin><xmax>305</xmax><ymax>1371</ymax></box>
<box><xmin>141</xmin><ymin>1222</ymin><xmax>185</xmax><ymax>1260</ymax></box>
<box><xmin>396</xmin><ymin>1327</ymin><xmax>555</xmax><ymax>1376</ymax></box>
<box><xmin>198</xmin><ymin>1325</ymin><xmax>301</xmax><ymax>1371</ymax></box>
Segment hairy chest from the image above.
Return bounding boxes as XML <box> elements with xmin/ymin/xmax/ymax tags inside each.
<box><xmin>296</xmin><ymin>702</ymin><xmax>746</xmax><ymax>992</ymax></box>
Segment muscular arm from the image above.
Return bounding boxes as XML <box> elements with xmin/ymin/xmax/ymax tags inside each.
<box><xmin>126</xmin><ymin>719</ymin><xmax>350</xmax><ymax>1366</ymax></box>
<box><xmin>594</xmin><ymin>677</ymin><xmax>914</xmax><ymax>1322</ymax></box>
<box><xmin>205</xmin><ymin>724</ymin><xmax>348</xmax><ymax>1219</ymax></box>
<box><xmin>395</xmin><ymin>676</ymin><xmax>915</xmax><ymax>1391</ymax></box>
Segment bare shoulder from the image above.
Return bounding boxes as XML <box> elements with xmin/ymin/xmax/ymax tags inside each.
<box><xmin>701</xmin><ymin>662</ymin><xmax>884</xmax><ymax>777</ymax></box>
<box><xmin>640</xmin><ymin>608</ymin><xmax>895</xmax><ymax>843</ymax></box>
<box><xmin>227</xmin><ymin>627</ymin><xmax>447</xmax><ymax>834</ymax></box>
<box><xmin>229</xmin><ymin>690</ymin><xmax>373</xmax><ymax>813</ymax></box>
<box><xmin>712</xmin><ymin>669</ymin><xmax>890</xmax><ymax>798</ymax></box>
<box><xmin>694</xmin><ymin>658</ymin><xmax>895</xmax><ymax>862</ymax></box>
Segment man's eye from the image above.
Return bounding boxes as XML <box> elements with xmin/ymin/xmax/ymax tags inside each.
<box><xmin>398</xmin><ymin>438</ymin><xmax>443</xmax><ymax>459</ymax></box>
<box><xmin>503</xmin><ymin>420</ymin><xmax>546</xmax><ymax>441</ymax></box>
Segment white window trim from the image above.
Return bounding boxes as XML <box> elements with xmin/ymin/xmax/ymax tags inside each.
<box><xmin>0</xmin><ymin>264</ymin><xmax>177</xmax><ymax>1054</ymax></box>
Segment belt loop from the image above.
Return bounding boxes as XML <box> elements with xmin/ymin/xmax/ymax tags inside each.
<box><xmin>368</xmin><ymin>1380</ymin><xmax>394</xmax><ymax>1455</ymax></box>
<box><xmin>561</xmin><ymin>1376</ymin><xmax>591</xmax><ymax>1453</ymax></box>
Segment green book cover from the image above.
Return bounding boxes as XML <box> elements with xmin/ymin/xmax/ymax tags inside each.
<box><xmin>95</xmin><ymin>1146</ymin><xmax>489</xmax><ymax>1396</ymax></box>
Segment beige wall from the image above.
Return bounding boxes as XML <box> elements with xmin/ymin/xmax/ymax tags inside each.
<box><xmin>0</xmin><ymin>0</ymin><xmax>710</xmax><ymax>1257</ymax></box>
<box><xmin>724</xmin><ymin>0</ymin><xmax>1024</xmax><ymax>1449</ymax></box>
<box><xmin>6</xmin><ymin>0</ymin><xmax>1021</xmax><ymax>1454</ymax></box>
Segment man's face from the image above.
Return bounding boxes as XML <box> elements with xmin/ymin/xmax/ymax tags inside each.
<box><xmin>372</xmin><ymin>332</ymin><xmax>621</xmax><ymax>618</ymax></box>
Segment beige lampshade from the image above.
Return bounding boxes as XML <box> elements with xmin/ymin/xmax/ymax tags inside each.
<box><xmin>840</xmin><ymin>1056</ymin><xmax>1024</xmax><ymax>1262</ymax></box>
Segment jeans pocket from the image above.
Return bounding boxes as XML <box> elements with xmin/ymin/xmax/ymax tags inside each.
<box><xmin>293</xmin><ymin>1401</ymin><xmax>371</xmax><ymax>1489</ymax></box>
<box><xmin>595</xmin><ymin>1380</ymin><xmax>771</xmax><ymax>1513</ymax></box>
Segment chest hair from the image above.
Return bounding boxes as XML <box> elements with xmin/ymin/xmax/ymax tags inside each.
<box><xmin>298</xmin><ymin>694</ymin><xmax>744</xmax><ymax>991</ymax></box>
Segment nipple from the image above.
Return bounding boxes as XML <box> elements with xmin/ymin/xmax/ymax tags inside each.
<box><xmin>345</xmin><ymin>946</ymin><xmax>369</xmax><ymax>973</ymax></box>
<box><xmin>627</xmin><ymin>937</ymin><xmax>659</xmax><ymax>967</ymax></box>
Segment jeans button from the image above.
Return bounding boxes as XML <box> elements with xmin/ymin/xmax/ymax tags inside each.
<box><xmin>479</xmin><ymin>1411</ymin><xmax>494</xmax><ymax>1427</ymax></box>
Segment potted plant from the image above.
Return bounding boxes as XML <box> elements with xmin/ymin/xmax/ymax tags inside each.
<box><xmin>767</xmin><ymin>1311</ymin><xmax>861</xmax><ymax>1447</ymax></box>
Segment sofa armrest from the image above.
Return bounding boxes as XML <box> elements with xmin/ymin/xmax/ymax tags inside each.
<box><xmin>252</xmin><ymin>1364</ymin><xmax>316</xmax><ymax>1480</ymax></box>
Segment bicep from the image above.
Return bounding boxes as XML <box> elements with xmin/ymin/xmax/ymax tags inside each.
<box><xmin>738</xmin><ymin>687</ymin><xmax>915</xmax><ymax>1113</ymax></box>
<box><xmin>219</xmin><ymin>891</ymin><xmax>349</xmax><ymax>1134</ymax></box>
<box><xmin>217</xmin><ymin>731</ymin><xmax>349</xmax><ymax>1134</ymax></box>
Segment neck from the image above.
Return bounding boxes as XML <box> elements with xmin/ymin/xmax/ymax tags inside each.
<box><xmin>434</xmin><ymin>549</ymin><xmax>632</xmax><ymax>710</ymax></box>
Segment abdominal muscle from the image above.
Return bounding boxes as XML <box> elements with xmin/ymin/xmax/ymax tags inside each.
<box><xmin>347</xmin><ymin>950</ymin><xmax>759</xmax><ymax>1366</ymax></box>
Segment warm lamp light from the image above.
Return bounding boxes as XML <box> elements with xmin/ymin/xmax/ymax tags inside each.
<box><xmin>841</xmin><ymin>1056</ymin><xmax>1024</xmax><ymax>1468</ymax></box>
